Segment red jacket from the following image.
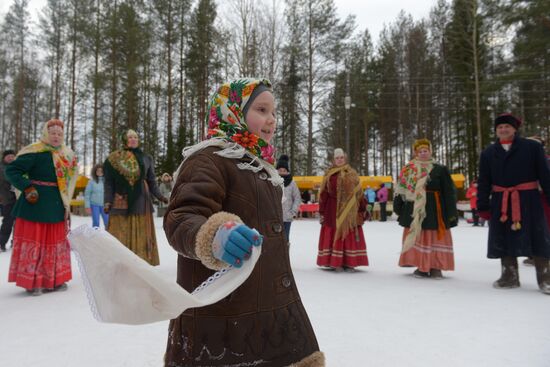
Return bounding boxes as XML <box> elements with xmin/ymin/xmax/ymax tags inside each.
<box><xmin>466</xmin><ymin>186</ymin><xmax>477</xmax><ymax>210</ymax></box>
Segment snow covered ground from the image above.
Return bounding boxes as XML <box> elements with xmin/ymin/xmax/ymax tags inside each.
<box><xmin>1</xmin><ymin>215</ymin><xmax>549</xmax><ymax>367</ymax></box>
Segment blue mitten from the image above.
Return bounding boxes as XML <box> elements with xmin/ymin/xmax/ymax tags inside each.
<box><xmin>212</xmin><ymin>221</ymin><xmax>263</xmax><ymax>268</ymax></box>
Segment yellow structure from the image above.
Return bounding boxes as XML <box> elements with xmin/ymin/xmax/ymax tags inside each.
<box><xmin>294</xmin><ymin>176</ymin><xmax>392</xmax><ymax>190</ymax></box>
<box><xmin>76</xmin><ymin>175</ymin><xmax>89</xmax><ymax>189</ymax></box>
<box><xmin>295</xmin><ymin>174</ymin><xmax>465</xmax><ymax>190</ymax></box>
<box><xmin>451</xmin><ymin>173</ymin><xmax>465</xmax><ymax>189</ymax></box>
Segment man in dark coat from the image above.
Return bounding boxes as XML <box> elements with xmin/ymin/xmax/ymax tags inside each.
<box><xmin>477</xmin><ymin>114</ymin><xmax>550</xmax><ymax>294</ymax></box>
<box><xmin>0</xmin><ymin>149</ymin><xmax>16</xmax><ymax>251</ymax></box>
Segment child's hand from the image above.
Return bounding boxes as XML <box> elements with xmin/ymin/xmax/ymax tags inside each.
<box><xmin>212</xmin><ymin>221</ymin><xmax>263</xmax><ymax>268</ymax></box>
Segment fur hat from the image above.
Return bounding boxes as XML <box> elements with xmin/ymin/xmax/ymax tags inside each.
<box><xmin>494</xmin><ymin>113</ymin><xmax>522</xmax><ymax>130</ymax></box>
<box><xmin>2</xmin><ymin>149</ymin><xmax>16</xmax><ymax>159</ymax></box>
<box><xmin>276</xmin><ymin>154</ymin><xmax>290</xmax><ymax>171</ymax></box>
<box><xmin>334</xmin><ymin>148</ymin><xmax>345</xmax><ymax>158</ymax></box>
<box><xmin>412</xmin><ymin>138</ymin><xmax>432</xmax><ymax>152</ymax></box>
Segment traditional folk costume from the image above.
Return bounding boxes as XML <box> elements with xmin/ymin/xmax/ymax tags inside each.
<box><xmin>164</xmin><ymin>78</ymin><xmax>323</xmax><ymax>366</ymax></box>
<box><xmin>477</xmin><ymin>114</ymin><xmax>550</xmax><ymax>293</ymax></box>
<box><xmin>6</xmin><ymin>119</ymin><xmax>77</xmax><ymax>292</ymax></box>
<box><xmin>394</xmin><ymin>139</ymin><xmax>458</xmax><ymax>277</ymax></box>
<box><xmin>104</xmin><ymin>131</ymin><xmax>166</xmax><ymax>266</ymax></box>
<box><xmin>317</xmin><ymin>153</ymin><xmax>369</xmax><ymax>271</ymax></box>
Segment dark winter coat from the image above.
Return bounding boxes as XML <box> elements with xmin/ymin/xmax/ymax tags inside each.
<box><xmin>0</xmin><ymin>161</ymin><xmax>16</xmax><ymax>205</ymax></box>
<box><xmin>163</xmin><ymin>146</ymin><xmax>320</xmax><ymax>367</ymax></box>
<box><xmin>394</xmin><ymin>164</ymin><xmax>458</xmax><ymax>229</ymax></box>
<box><xmin>477</xmin><ymin>136</ymin><xmax>550</xmax><ymax>258</ymax></box>
<box><xmin>5</xmin><ymin>152</ymin><xmax>65</xmax><ymax>223</ymax></box>
<box><xmin>103</xmin><ymin>152</ymin><xmax>164</xmax><ymax>216</ymax></box>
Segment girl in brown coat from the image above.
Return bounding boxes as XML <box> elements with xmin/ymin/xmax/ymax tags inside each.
<box><xmin>164</xmin><ymin>78</ymin><xmax>323</xmax><ymax>366</ymax></box>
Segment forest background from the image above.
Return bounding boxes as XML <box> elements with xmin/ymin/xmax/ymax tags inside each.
<box><xmin>0</xmin><ymin>0</ymin><xmax>549</xmax><ymax>180</ymax></box>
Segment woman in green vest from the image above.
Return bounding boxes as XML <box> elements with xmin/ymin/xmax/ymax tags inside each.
<box><xmin>6</xmin><ymin>119</ymin><xmax>78</xmax><ymax>296</ymax></box>
<box><xmin>103</xmin><ymin>129</ymin><xmax>168</xmax><ymax>265</ymax></box>
<box><xmin>394</xmin><ymin>138</ymin><xmax>458</xmax><ymax>279</ymax></box>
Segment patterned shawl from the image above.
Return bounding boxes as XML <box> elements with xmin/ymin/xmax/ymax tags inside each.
<box><xmin>17</xmin><ymin>120</ymin><xmax>78</xmax><ymax>213</ymax></box>
<box><xmin>320</xmin><ymin>164</ymin><xmax>362</xmax><ymax>243</ymax></box>
<box><xmin>104</xmin><ymin>130</ymin><xmax>145</xmax><ymax>210</ymax></box>
<box><xmin>395</xmin><ymin>158</ymin><xmax>434</xmax><ymax>252</ymax></box>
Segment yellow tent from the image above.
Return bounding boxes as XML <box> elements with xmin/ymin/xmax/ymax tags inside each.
<box><xmin>451</xmin><ymin>174</ymin><xmax>465</xmax><ymax>189</ymax></box>
<box><xmin>294</xmin><ymin>176</ymin><xmax>393</xmax><ymax>190</ymax></box>
<box><xmin>76</xmin><ymin>175</ymin><xmax>89</xmax><ymax>189</ymax></box>
<box><xmin>295</xmin><ymin>174</ymin><xmax>465</xmax><ymax>190</ymax></box>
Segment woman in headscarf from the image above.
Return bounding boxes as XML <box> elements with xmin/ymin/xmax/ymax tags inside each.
<box><xmin>103</xmin><ymin>129</ymin><xmax>168</xmax><ymax>266</ymax></box>
<box><xmin>6</xmin><ymin>119</ymin><xmax>78</xmax><ymax>296</ymax></box>
<box><xmin>394</xmin><ymin>138</ymin><xmax>458</xmax><ymax>279</ymax></box>
<box><xmin>157</xmin><ymin>172</ymin><xmax>173</xmax><ymax>217</ymax></box>
<box><xmin>164</xmin><ymin>78</ymin><xmax>323</xmax><ymax>366</ymax></box>
<box><xmin>317</xmin><ymin>148</ymin><xmax>369</xmax><ymax>272</ymax></box>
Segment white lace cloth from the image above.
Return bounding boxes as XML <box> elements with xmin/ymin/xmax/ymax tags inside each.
<box><xmin>68</xmin><ymin>225</ymin><xmax>260</xmax><ymax>325</ymax></box>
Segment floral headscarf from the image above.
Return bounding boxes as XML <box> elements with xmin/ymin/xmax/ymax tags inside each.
<box><xmin>17</xmin><ymin>119</ymin><xmax>78</xmax><ymax>213</ymax></box>
<box><xmin>206</xmin><ymin>78</ymin><xmax>275</xmax><ymax>164</ymax></box>
<box><xmin>175</xmin><ymin>78</ymin><xmax>283</xmax><ymax>189</ymax></box>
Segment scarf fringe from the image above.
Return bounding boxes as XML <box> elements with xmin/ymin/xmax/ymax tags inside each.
<box><xmin>175</xmin><ymin>139</ymin><xmax>284</xmax><ymax>194</ymax></box>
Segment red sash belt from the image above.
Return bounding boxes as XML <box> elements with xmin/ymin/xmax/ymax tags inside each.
<box><xmin>492</xmin><ymin>181</ymin><xmax>538</xmax><ymax>230</ymax></box>
<box><xmin>30</xmin><ymin>179</ymin><xmax>58</xmax><ymax>187</ymax></box>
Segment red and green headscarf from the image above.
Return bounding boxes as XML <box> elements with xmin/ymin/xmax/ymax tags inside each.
<box><xmin>206</xmin><ymin>78</ymin><xmax>276</xmax><ymax>164</ymax></box>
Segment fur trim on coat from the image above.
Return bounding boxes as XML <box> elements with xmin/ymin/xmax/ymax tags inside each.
<box><xmin>289</xmin><ymin>351</ymin><xmax>325</xmax><ymax>367</ymax></box>
<box><xmin>195</xmin><ymin>211</ymin><xmax>242</xmax><ymax>270</ymax></box>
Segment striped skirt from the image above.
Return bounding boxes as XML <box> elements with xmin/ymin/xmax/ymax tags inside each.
<box><xmin>398</xmin><ymin>227</ymin><xmax>454</xmax><ymax>272</ymax></box>
<box><xmin>317</xmin><ymin>225</ymin><xmax>369</xmax><ymax>268</ymax></box>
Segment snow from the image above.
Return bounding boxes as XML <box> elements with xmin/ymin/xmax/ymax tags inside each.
<box><xmin>1</xmin><ymin>215</ymin><xmax>549</xmax><ymax>367</ymax></box>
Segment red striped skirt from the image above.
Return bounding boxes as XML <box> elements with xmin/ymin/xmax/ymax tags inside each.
<box><xmin>317</xmin><ymin>225</ymin><xmax>369</xmax><ymax>268</ymax></box>
<box><xmin>398</xmin><ymin>228</ymin><xmax>454</xmax><ymax>272</ymax></box>
<box><xmin>8</xmin><ymin>218</ymin><xmax>72</xmax><ymax>290</ymax></box>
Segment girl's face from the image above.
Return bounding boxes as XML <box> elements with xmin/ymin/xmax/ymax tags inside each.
<box><xmin>245</xmin><ymin>91</ymin><xmax>277</xmax><ymax>143</ymax></box>
<box><xmin>334</xmin><ymin>155</ymin><xmax>346</xmax><ymax>167</ymax></box>
<box><xmin>416</xmin><ymin>147</ymin><xmax>432</xmax><ymax>161</ymax></box>
<box><xmin>127</xmin><ymin>132</ymin><xmax>139</xmax><ymax>148</ymax></box>
<box><xmin>48</xmin><ymin>126</ymin><xmax>64</xmax><ymax>147</ymax></box>
<box><xmin>96</xmin><ymin>167</ymin><xmax>104</xmax><ymax>177</ymax></box>
<box><xmin>496</xmin><ymin>123</ymin><xmax>516</xmax><ymax>142</ymax></box>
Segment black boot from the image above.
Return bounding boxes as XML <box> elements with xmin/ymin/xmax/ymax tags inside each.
<box><xmin>0</xmin><ymin>234</ymin><xmax>8</xmax><ymax>252</ymax></box>
<box><xmin>493</xmin><ymin>256</ymin><xmax>520</xmax><ymax>289</ymax></box>
<box><xmin>534</xmin><ymin>257</ymin><xmax>550</xmax><ymax>295</ymax></box>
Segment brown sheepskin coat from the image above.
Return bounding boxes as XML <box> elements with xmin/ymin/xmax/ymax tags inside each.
<box><xmin>163</xmin><ymin>146</ymin><xmax>324</xmax><ymax>367</ymax></box>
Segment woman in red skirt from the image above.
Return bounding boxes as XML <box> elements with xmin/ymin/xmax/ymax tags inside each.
<box><xmin>317</xmin><ymin>148</ymin><xmax>369</xmax><ymax>272</ymax></box>
<box><xmin>394</xmin><ymin>138</ymin><xmax>458</xmax><ymax>279</ymax></box>
<box><xmin>5</xmin><ymin>119</ymin><xmax>78</xmax><ymax>295</ymax></box>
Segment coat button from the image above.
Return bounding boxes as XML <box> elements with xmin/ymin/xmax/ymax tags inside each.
<box><xmin>258</xmin><ymin>172</ymin><xmax>268</xmax><ymax>180</ymax></box>
<box><xmin>282</xmin><ymin>276</ymin><xmax>291</xmax><ymax>288</ymax></box>
<box><xmin>272</xmin><ymin>223</ymin><xmax>282</xmax><ymax>233</ymax></box>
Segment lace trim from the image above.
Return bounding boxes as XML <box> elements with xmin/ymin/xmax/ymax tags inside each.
<box><xmin>192</xmin><ymin>267</ymin><xmax>232</xmax><ymax>295</ymax></box>
<box><xmin>69</xmin><ymin>225</ymin><xmax>104</xmax><ymax>322</ymax></box>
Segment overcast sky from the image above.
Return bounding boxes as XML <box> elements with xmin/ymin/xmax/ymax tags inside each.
<box><xmin>1</xmin><ymin>0</ymin><xmax>437</xmax><ymax>45</ymax></box>
<box><xmin>334</xmin><ymin>0</ymin><xmax>436</xmax><ymax>40</ymax></box>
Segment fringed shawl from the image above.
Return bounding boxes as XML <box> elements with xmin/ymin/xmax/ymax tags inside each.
<box><xmin>320</xmin><ymin>164</ymin><xmax>362</xmax><ymax>242</ymax></box>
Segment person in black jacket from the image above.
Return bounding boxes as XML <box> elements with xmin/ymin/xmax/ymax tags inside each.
<box><xmin>477</xmin><ymin>114</ymin><xmax>550</xmax><ymax>294</ymax></box>
<box><xmin>0</xmin><ymin>149</ymin><xmax>16</xmax><ymax>251</ymax></box>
